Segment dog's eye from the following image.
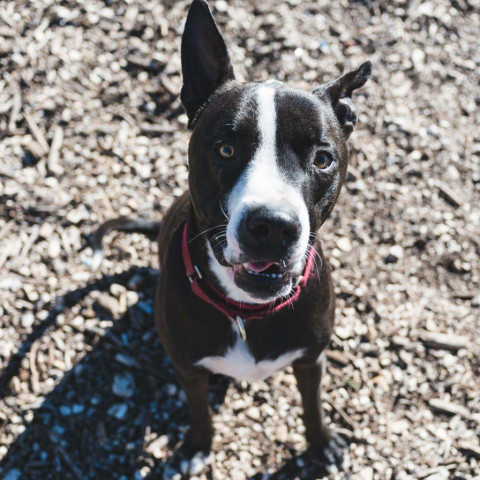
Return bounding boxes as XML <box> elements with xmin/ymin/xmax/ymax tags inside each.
<box><xmin>217</xmin><ymin>143</ymin><xmax>235</xmax><ymax>159</ymax></box>
<box><xmin>314</xmin><ymin>152</ymin><xmax>333</xmax><ymax>169</ymax></box>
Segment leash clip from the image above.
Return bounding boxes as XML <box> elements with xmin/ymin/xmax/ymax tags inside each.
<box><xmin>234</xmin><ymin>316</ymin><xmax>247</xmax><ymax>341</ymax></box>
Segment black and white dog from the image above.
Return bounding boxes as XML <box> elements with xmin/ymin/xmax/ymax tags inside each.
<box><xmin>93</xmin><ymin>1</ymin><xmax>371</xmax><ymax>477</ymax></box>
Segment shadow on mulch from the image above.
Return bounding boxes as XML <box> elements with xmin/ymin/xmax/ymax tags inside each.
<box><xmin>0</xmin><ymin>268</ymin><xmax>328</xmax><ymax>480</ymax></box>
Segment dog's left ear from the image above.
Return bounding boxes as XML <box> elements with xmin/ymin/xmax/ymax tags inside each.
<box><xmin>314</xmin><ymin>61</ymin><xmax>372</xmax><ymax>138</ymax></box>
<box><xmin>181</xmin><ymin>0</ymin><xmax>235</xmax><ymax>127</ymax></box>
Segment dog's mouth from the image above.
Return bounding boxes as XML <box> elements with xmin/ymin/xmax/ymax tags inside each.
<box><xmin>230</xmin><ymin>260</ymin><xmax>295</xmax><ymax>300</ymax></box>
<box><xmin>233</xmin><ymin>261</ymin><xmax>286</xmax><ymax>279</ymax></box>
<box><xmin>208</xmin><ymin>237</ymin><xmax>308</xmax><ymax>302</ymax></box>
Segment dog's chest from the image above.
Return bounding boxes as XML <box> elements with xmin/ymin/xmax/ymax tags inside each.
<box><xmin>195</xmin><ymin>334</ymin><xmax>305</xmax><ymax>382</ymax></box>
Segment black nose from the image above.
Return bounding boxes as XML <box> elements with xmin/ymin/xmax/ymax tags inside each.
<box><xmin>239</xmin><ymin>207</ymin><xmax>301</xmax><ymax>256</ymax></box>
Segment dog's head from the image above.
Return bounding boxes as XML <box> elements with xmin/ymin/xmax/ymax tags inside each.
<box><xmin>182</xmin><ymin>0</ymin><xmax>372</xmax><ymax>304</ymax></box>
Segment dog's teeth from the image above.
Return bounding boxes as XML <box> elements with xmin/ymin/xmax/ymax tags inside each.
<box><xmin>245</xmin><ymin>267</ymin><xmax>285</xmax><ymax>279</ymax></box>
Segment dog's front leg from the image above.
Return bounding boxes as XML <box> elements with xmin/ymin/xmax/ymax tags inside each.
<box><xmin>293</xmin><ymin>356</ymin><xmax>348</xmax><ymax>473</ymax></box>
<box><xmin>163</xmin><ymin>369</ymin><xmax>214</xmax><ymax>479</ymax></box>
<box><xmin>293</xmin><ymin>358</ymin><xmax>330</xmax><ymax>448</ymax></box>
<box><xmin>177</xmin><ymin>369</ymin><xmax>213</xmax><ymax>453</ymax></box>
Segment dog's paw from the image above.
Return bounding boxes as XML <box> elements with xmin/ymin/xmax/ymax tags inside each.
<box><xmin>310</xmin><ymin>433</ymin><xmax>350</xmax><ymax>474</ymax></box>
<box><xmin>181</xmin><ymin>450</ymin><xmax>213</xmax><ymax>476</ymax></box>
<box><xmin>163</xmin><ymin>447</ymin><xmax>214</xmax><ymax>480</ymax></box>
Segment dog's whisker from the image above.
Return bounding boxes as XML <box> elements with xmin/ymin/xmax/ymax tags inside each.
<box><xmin>220</xmin><ymin>203</ymin><xmax>230</xmax><ymax>221</ymax></box>
<box><xmin>210</xmin><ymin>231</ymin><xmax>227</xmax><ymax>241</ymax></box>
<box><xmin>311</xmin><ymin>256</ymin><xmax>322</xmax><ymax>285</ymax></box>
<box><xmin>209</xmin><ymin>236</ymin><xmax>228</xmax><ymax>256</ymax></box>
<box><xmin>200</xmin><ymin>229</ymin><xmax>227</xmax><ymax>252</ymax></box>
<box><xmin>190</xmin><ymin>224</ymin><xmax>227</xmax><ymax>243</ymax></box>
<box><xmin>306</xmin><ymin>240</ymin><xmax>323</xmax><ymax>285</ymax></box>
<box><xmin>311</xmin><ymin>246</ymin><xmax>323</xmax><ymax>270</ymax></box>
<box><xmin>313</xmin><ymin>255</ymin><xmax>323</xmax><ymax>284</ymax></box>
<box><xmin>210</xmin><ymin>234</ymin><xmax>227</xmax><ymax>249</ymax></box>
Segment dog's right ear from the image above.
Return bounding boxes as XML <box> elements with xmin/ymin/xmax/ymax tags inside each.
<box><xmin>314</xmin><ymin>61</ymin><xmax>372</xmax><ymax>138</ymax></box>
<box><xmin>181</xmin><ymin>0</ymin><xmax>235</xmax><ymax>127</ymax></box>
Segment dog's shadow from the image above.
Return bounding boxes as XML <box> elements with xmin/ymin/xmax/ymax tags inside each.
<box><xmin>0</xmin><ymin>267</ymin><xmax>329</xmax><ymax>480</ymax></box>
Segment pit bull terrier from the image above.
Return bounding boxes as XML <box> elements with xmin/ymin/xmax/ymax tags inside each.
<box><xmin>92</xmin><ymin>1</ymin><xmax>372</xmax><ymax>477</ymax></box>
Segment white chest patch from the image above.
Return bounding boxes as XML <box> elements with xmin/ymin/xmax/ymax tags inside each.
<box><xmin>195</xmin><ymin>335</ymin><xmax>306</xmax><ymax>382</ymax></box>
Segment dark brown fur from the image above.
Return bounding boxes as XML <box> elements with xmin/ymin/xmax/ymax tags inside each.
<box><xmin>154</xmin><ymin>191</ymin><xmax>335</xmax><ymax>458</ymax></box>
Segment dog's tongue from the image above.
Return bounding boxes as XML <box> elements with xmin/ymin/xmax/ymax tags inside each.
<box><xmin>246</xmin><ymin>261</ymin><xmax>273</xmax><ymax>272</ymax></box>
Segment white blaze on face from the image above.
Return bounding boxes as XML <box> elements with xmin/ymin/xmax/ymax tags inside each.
<box><xmin>207</xmin><ymin>84</ymin><xmax>310</xmax><ymax>303</ymax></box>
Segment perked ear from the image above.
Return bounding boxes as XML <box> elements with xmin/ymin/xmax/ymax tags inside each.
<box><xmin>181</xmin><ymin>0</ymin><xmax>235</xmax><ymax>127</ymax></box>
<box><xmin>314</xmin><ymin>61</ymin><xmax>372</xmax><ymax>138</ymax></box>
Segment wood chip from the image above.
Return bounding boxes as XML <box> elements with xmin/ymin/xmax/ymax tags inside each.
<box><xmin>457</xmin><ymin>443</ymin><xmax>480</xmax><ymax>460</ymax></box>
<box><xmin>8</xmin><ymin>86</ymin><xmax>22</xmax><ymax>132</ymax></box>
<box><xmin>428</xmin><ymin>399</ymin><xmax>469</xmax><ymax>418</ymax></box>
<box><xmin>450</xmin><ymin>290</ymin><xmax>479</xmax><ymax>300</ymax></box>
<box><xmin>326</xmin><ymin>349</ymin><xmax>350</xmax><ymax>366</ymax></box>
<box><xmin>11</xmin><ymin>225</ymin><xmax>40</xmax><ymax>267</ymax></box>
<box><xmin>140</xmin><ymin>122</ymin><xmax>177</xmax><ymax>135</ymax></box>
<box><xmin>24</xmin><ymin>112</ymin><xmax>49</xmax><ymax>154</ymax></box>
<box><xmin>419</xmin><ymin>331</ymin><xmax>468</xmax><ymax>351</ymax></box>
<box><xmin>436</xmin><ymin>181</ymin><xmax>462</xmax><ymax>208</ymax></box>
<box><xmin>47</xmin><ymin>125</ymin><xmax>64</xmax><ymax>176</ymax></box>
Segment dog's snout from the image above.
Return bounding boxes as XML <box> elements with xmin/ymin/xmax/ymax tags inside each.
<box><xmin>247</xmin><ymin>210</ymin><xmax>300</xmax><ymax>245</ymax></box>
<box><xmin>240</xmin><ymin>207</ymin><xmax>301</xmax><ymax>254</ymax></box>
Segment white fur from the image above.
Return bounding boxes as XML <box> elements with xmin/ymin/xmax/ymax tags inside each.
<box><xmin>196</xmin><ymin>335</ymin><xmax>305</xmax><ymax>382</ymax></box>
<box><xmin>217</xmin><ymin>84</ymin><xmax>310</xmax><ymax>303</ymax></box>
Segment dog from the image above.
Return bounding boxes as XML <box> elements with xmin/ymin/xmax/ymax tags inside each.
<box><xmin>92</xmin><ymin>1</ymin><xmax>372</xmax><ymax>477</ymax></box>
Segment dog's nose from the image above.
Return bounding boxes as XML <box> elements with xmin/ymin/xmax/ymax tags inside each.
<box><xmin>240</xmin><ymin>207</ymin><xmax>301</xmax><ymax>254</ymax></box>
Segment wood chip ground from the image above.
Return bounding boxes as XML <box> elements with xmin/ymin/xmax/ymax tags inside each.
<box><xmin>0</xmin><ymin>0</ymin><xmax>479</xmax><ymax>479</ymax></box>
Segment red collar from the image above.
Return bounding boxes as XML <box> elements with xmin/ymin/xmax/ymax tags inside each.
<box><xmin>182</xmin><ymin>222</ymin><xmax>315</xmax><ymax>336</ymax></box>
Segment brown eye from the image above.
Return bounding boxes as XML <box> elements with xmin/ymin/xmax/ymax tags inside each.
<box><xmin>217</xmin><ymin>143</ymin><xmax>235</xmax><ymax>159</ymax></box>
<box><xmin>314</xmin><ymin>152</ymin><xmax>333</xmax><ymax>169</ymax></box>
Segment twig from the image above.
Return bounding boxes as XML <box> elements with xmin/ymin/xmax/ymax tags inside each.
<box><xmin>29</xmin><ymin>340</ymin><xmax>40</xmax><ymax>395</ymax></box>
<box><xmin>8</xmin><ymin>87</ymin><xmax>22</xmax><ymax>132</ymax></box>
<box><xmin>15</xmin><ymin>225</ymin><xmax>40</xmax><ymax>266</ymax></box>
<box><xmin>0</xmin><ymin>26</ymin><xmax>17</xmax><ymax>37</ymax></box>
<box><xmin>57</xmin><ymin>446</ymin><xmax>83</xmax><ymax>480</ymax></box>
<box><xmin>47</xmin><ymin>125</ymin><xmax>64</xmax><ymax>175</ymax></box>
<box><xmin>0</xmin><ymin>221</ymin><xmax>14</xmax><ymax>242</ymax></box>
<box><xmin>323</xmin><ymin>392</ymin><xmax>358</xmax><ymax>430</ymax></box>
